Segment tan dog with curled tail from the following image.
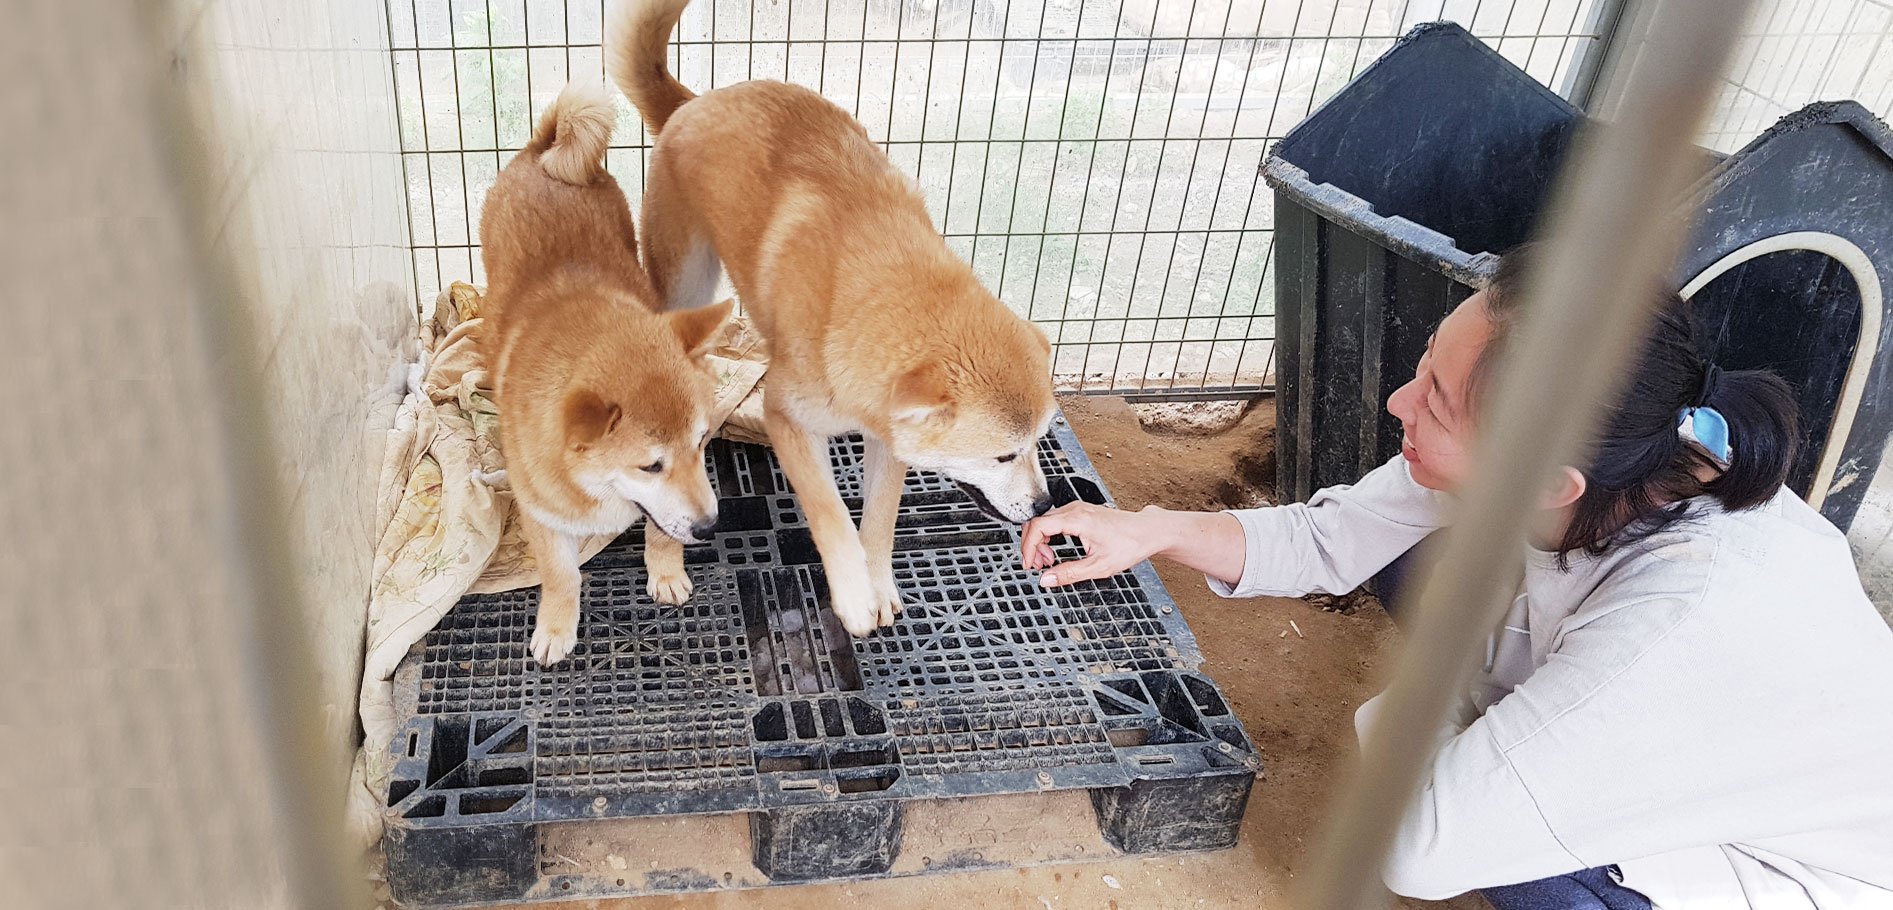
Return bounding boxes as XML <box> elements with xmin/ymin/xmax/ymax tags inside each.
<box><xmin>480</xmin><ymin>81</ymin><xmax>732</xmax><ymax>665</ymax></box>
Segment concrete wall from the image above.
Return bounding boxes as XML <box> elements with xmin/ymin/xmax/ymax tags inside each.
<box><xmin>1846</xmin><ymin>443</ymin><xmax>1893</xmax><ymax>623</ymax></box>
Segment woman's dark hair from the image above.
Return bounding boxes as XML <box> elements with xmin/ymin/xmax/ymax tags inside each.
<box><xmin>1475</xmin><ymin>244</ymin><xmax>1800</xmax><ymax>562</ymax></box>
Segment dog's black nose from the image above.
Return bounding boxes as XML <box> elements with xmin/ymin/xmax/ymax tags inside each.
<box><xmin>1030</xmin><ymin>495</ymin><xmax>1054</xmax><ymax>518</ymax></box>
<box><xmin>689</xmin><ymin>516</ymin><xmax>719</xmax><ymax>540</ymax></box>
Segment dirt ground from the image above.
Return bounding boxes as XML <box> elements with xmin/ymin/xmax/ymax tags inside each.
<box><xmin>476</xmin><ymin>395</ymin><xmax>1479</xmax><ymax>910</ymax></box>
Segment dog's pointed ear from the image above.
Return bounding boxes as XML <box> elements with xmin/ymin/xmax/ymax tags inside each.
<box><xmin>668</xmin><ymin>299</ymin><xmax>736</xmax><ymax>360</ymax></box>
<box><xmin>563</xmin><ymin>387</ymin><xmax>622</xmax><ymax>450</ymax></box>
<box><xmin>891</xmin><ymin>363</ymin><xmax>955</xmax><ymax>426</ymax></box>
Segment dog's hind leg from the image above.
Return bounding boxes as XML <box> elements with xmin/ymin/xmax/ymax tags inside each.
<box><xmin>859</xmin><ymin>435</ymin><xmax>906</xmax><ymax>627</ymax></box>
<box><xmin>639</xmin><ymin>151</ymin><xmax>722</xmax><ymax>311</ymax></box>
<box><xmin>765</xmin><ymin>401</ymin><xmax>880</xmax><ymax>637</ymax></box>
<box><xmin>644</xmin><ymin>517</ymin><xmax>694</xmax><ymax>605</ymax></box>
<box><xmin>669</xmin><ymin>238</ymin><xmax>723</xmax><ymax>312</ymax></box>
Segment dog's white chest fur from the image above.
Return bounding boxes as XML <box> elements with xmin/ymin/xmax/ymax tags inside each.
<box><xmin>522</xmin><ymin>494</ymin><xmax>644</xmax><ymax>539</ymax></box>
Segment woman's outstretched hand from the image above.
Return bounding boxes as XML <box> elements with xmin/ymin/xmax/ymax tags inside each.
<box><xmin>1021</xmin><ymin>502</ymin><xmax>1168</xmax><ymax>587</ymax></box>
<box><xmin>1021</xmin><ymin>502</ymin><xmax>1249</xmax><ymax>589</ymax></box>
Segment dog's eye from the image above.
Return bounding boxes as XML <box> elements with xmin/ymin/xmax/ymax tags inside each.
<box><xmin>996</xmin><ymin>452</ymin><xmax>1018</xmax><ymax>464</ymax></box>
<box><xmin>641</xmin><ymin>461</ymin><xmax>664</xmax><ymax>474</ymax></box>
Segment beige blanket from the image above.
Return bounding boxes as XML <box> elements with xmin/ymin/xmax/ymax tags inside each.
<box><xmin>345</xmin><ymin>283</ymin><xmax>767</xmax><ymax>849</ymax></box>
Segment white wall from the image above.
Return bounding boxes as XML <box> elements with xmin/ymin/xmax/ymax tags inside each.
<box><xmin>1699</xmin><ymin>0</ymin><xmax>1893</xmax><ymax>153</ymax></box>
<box><xmin>9</xmin><ymin>0</ymin><xmax>405</xmax><ymax>903</ymax></box>
<box><xmin>170</xmin><ymin>0</ymin><xmax>416</xmax><ymax>761</ymax></box>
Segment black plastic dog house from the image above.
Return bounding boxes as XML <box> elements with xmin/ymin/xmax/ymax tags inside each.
<box><xmin>1675</xmin><ymin>102</ymin><xmax>1893</xmax><ymax>532</ymax></box>
<box><xmin>1264</xmin><ymin>21</ymin><xmax>1893</xmax><ymax>536</ymax></box>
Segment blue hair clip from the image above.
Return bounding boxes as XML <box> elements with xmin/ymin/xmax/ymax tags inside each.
<box><xmin>1678</xmin><ymin>406</ymin><xmax>1732</xmax><ymax>465</ymax></box>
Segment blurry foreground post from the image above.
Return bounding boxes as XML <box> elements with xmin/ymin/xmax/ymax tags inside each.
<box><xmin>1295</xmin><ymin>1</ymin><xmax>1754</xmax><ymax>907</ymax></box>
<box><xmin>2</xmin><ymin>3</ymin><xmax>364</xmax><ymax>909</ymax></box>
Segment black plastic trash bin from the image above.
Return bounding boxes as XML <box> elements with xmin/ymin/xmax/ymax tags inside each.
<box><xmin>1264</xmin><ymin>21</ymin><xmax>1893</xmax><ymax>541</ymax></box>
<box><xmin>1262</xmin><ymin>22</ymin><xmax>1582</xmax><ymax>505</ymax></box>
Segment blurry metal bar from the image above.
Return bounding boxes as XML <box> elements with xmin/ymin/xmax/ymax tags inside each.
<box><xmin>146</xmin><ymin>4</ymin><xmax>370</xmax><ymax>909</ymax></box>
<box><xmin>1295</xmin><ymin>0</ymin><xmax>1754</xmax><ymax>907</ymax></box>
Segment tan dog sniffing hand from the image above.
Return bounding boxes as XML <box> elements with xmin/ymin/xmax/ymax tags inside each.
<box><xmin>608</xmin><ymin>0</ymin><xmax>1059</xmax><ymax>638</ymax></box>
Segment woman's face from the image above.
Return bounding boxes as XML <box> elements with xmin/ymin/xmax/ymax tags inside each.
<box><xmin>1385</xmin><ymin>293</ymin><xmax>1495</xmax><ymax>492</ymax></box>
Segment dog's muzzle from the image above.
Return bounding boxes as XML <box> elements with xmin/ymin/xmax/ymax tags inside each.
<box><xmin>646</xmin><ymin>508</ymin><xmax>718</xmax><ymax>545</ymax></box>
<box><xmin>955</xmin><ymin>480</ymin><xmax>1017</xmax><ymax>524</ymax></box>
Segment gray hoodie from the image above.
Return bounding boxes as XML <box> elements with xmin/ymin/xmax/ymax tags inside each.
<box><xmin>1211</xmin><ymin>456</ymin><xmax>1893</xmax><ymax>908</ymax></box>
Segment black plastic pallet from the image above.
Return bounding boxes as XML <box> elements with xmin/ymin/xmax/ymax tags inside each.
<box><xmin>382</xmin><ymin>418</ymin><xmax>1259</xmax><ymax>907</ymax></box>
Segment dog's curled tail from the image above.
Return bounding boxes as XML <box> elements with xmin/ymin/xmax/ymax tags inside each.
<box><xmin>530</xmin><ymin>82</ymin><xmax>615</xmax><ymax>185</ymax></box>
<box><xmin>607</xmin><ymin>0</ymin><xmax>695</xmax><ymax>135</ymax></box>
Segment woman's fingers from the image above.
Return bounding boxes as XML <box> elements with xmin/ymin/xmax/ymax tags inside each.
<box><xmin>1020</xmin><ymin>503</ymin><xmax>1099</xmax><ymax>568</ymax></box>
<box><xmin>1023</xmin><ymin>542</ymin><xmax>1051</xmax><ymax>570</ymax></box>
<box><xmin>1039</xmin><ymin>548</ymin><xmax>1122</xmax><ymax>587</ymax></box>
<box><xmin>1019</xmin><ymin>516</ymin><xmax>1060</xmax><ymax>565</ymax></box>
<box><xmin>1030</xmin><ymin>543</ymin><xmax>1056</xmax><ymax>569</ymax></box>
<box><xmin>1021</xmin><ymin>503</ymin><xmax>1148</xmax><ymax>585</ymax></box>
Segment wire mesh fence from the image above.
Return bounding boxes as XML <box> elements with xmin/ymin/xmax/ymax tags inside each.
<box><xmin>389</xmin><ymin>0</ymin><xmax>1614</xmax><ymax>395</ymax></box>
<box><xmin>1703</xmin><ymin>0</ymin><xmax>1893</xmax><ymax>152</ymax></box>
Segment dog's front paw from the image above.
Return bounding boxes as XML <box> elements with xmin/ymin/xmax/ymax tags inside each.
<box><xmin>870</xmin><ymin>566</ymin><xmax>903</xmax><ymax>626</ymax></box>
<box><xmin>830</xmin><ymin>583</ymin><xmax>884</xmax><ymax>638</ymax></box>
<box><xmin>648</xmin><ymin>568</ymin><xmax>695</xmax><ymax>605</ymax></box>
<box><xmin>530</xmin><ymin>614</ymin><xmax>579</xmax><ymax>666</ymax></box>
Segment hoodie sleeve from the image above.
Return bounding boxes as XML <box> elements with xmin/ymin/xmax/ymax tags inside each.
<box><xmin>1208</xmin><ymin>455</ymin><xmax>1452</xmax><ymax>599</ymax></box>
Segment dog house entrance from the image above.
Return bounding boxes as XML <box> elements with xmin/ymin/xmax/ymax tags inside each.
<box><xmin>1684</xmin><ymin>235</ymin><xmax>1879</xmax><ymax>519</ymax></box>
